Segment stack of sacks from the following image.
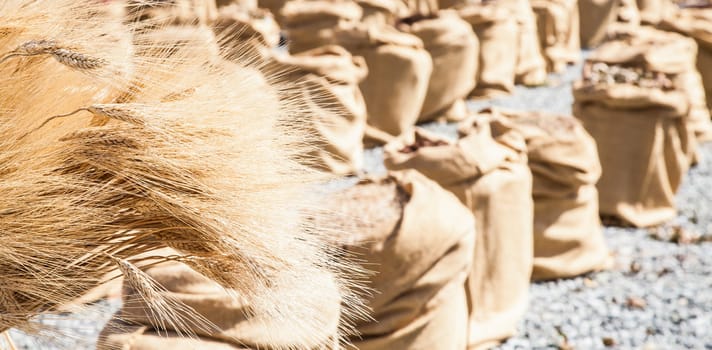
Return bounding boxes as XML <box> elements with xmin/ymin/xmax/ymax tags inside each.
<box><xmin>269</xmin><ymin>46</ymin><xmax>368</xmax><ymax>175</ymax></box>
<box><xmin>578</xmin><ymin>0</ymin><xmax>642</xmax><ymax>48</ymax></box>
<box><xmin>459</xmin><ymin>0</ymin><xmax>548</xmax><ymax>97</ymax></box>
<box><xmin>98</xmin><ymin>250</ymin><xmax>343</xmax><ymax>350</ymax></box>
<box><xmin>213</xmin><ymin>5</ymin><xmax>281</xmax><ymax>61</ymax></box>
<box><xmin>356</xmin><ymin>0</ymin><xmax>407</xmax><ymax>25</ymax></box>
<box><xmin>660</xmin><ymin>3</ymin><xmax>712</xmax><ymax>112</ymax></box>
<box><xmin>281</xmin><ymin>0</ymin><xmax>363</xmax><ymax>54</ymax></box>
<box><xmin>531</xmin><ymin>0</ymin><xmax>580</xmax><ymax>72</ymax></box>
<box><xmin>398</xmin><ymin>10</ymin><xmax>479</xmax><ymax>122</ymax></box>
<box><xmin>489</xmin><ymin>109</ymin><xmax>611</xmax><ymax>281</ymax></box>
<box><xmin>335</xmin><ymin>24</ymin><xmax>433</xmax><ymax>144</ymax></box>
<box><xmin>383</xmin><ymin>120</ymin><xmax>533</xmax><ymax>349</ymax></box>
<box><xmin>573</xmin><ymin>28</ymin><xmax>698</xmax><ymax>227</ymax></box>
<box><xmin>126</xmin><ymin>0</ymin><xmax>219</xmax><ymax>25</ymax></box>
<box><xmin>325</xmin><ymin>170</ymin><xmax>475</xmax><ymax>349</ymax></box>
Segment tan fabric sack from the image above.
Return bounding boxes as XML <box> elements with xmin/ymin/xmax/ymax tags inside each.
<box><xmin>490</xmin><ymin>109</ymin><xmax>610</xmax><ymax>281</ymax></box>
<box><xmin>573</xmin><ymin>38</ymin><xmax>697</xmax><ymax>227</ymax></box>
<box><xmin>335</xmin><ymin>24</ymin><xmax>433</xmax><ymax>145</ymax></box>
<box><xmin>269</xmin><ymin>46</ymin><xmax>368</xmax><ymax>175</ymax></box>
<box><xmin>578</xmin><ymin>0</ymin><xmax>618</xmax><ymax>47</ymax></box>
<box><xmin>383</xmin><ymin>121</ymin><xmax>533</xmax><ymax>350</ymax></box>
<box><xmin>282</xmin><ymin>0</ymin><xmax>363</xmax><ymax>54</ymax></box>
<box><xmin>531</xmin><ymin>0</ymin><xmax>580</xmax><ymax>72</ymax></box>
<box><xmin>659</xmin><ymin>7</ymin><xmax>712</xmax><ymax>111</ymax></box>
<box><xmin>98</xmin><ymin>251</ymin><xmax>342</xmax><ymax>350</ymax></box>
<box><xmin>258</xmin><ymin>0</ymin><xmax>288</xmax><ymax>24</ymax></box>
<box><xmin>505</xmin><ymin>0</ymin><xmax>549</xmax><ymax>86</ymax></box>
<box><xmin>217</xmin><ymin>0</ymin><xmax>258</xmax><ymax>9</ymax></box>
<box><xmin>398</xmin><ymin>10</ymin><xmax>479</xmax><ymax>122</ymax></box>
<box><xmin>356</xmin><ymin>0</ymin><xmax>408</xmax><ymax>25</ymax></box>
<box><xmin>324</xmin><ymin>170</ymin><xmax>475</xmax><ymax>350</ymax></box>
<box><xmin>459</xmin><ymin>3</ymin><xmax>519</xmax><ymax>97</ymax></box>
<box><xmin>213</xmin><ymin>5</ymin><xmax>281</xmax><ymax>61</ymax></box>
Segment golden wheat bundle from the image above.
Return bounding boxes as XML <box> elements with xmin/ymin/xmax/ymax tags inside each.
<box><xmin>1</xmin><ymin>0</ymin><xmax>359</xmax><ymax>348</ymax></box>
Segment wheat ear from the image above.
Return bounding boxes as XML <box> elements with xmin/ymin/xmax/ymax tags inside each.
<box><xmin>0</xmin><ymin>40</ymin><xmax>106</xmax><ymax>70</ymax></box>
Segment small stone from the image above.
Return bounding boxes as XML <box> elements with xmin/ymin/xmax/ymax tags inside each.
<box><xmin>602</xmin><ymin>337</ymin><xmax>616</xmax><ymax>347</ymax></box>
<box><xmin>583</xmin><ymin>278</ymin><xmax>598</xmax><ymax>288</ymax></box>
<box><xmin>626</xmin><ymin>296</ymin><xmax>647</xmax><ymax>309</ymax></box>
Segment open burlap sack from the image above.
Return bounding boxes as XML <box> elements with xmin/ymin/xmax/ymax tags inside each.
<box><xmin>659</xmin><ymin>6</ymin><xmax>712</xmax><ymax>112</ymax></box>
<box><xmin>531</xmin><ymin>0</ymin><xmax>580</xmax><ymax>72</ymax></box>
<box><xmin>383</xmin><ymin>121</ymin><xmax>533</xmax><ymax>350</ymax></box>
<box><xmin>281</xmin><ymin>0</ymin><xmax>363</xmax><ymax>54</ymax></box>
<box><xmin>127</xmin><ymin>0</ymin><xmax>219</xmax><ymax>25</ymax></box>
<box><xmin>488</xmin><ymin>109</ymin><xmax>610</xmax><ymax>281</ymax></box>
<box><xmin>573</xmin><ymin>38</ymin><xmax>697</xmax><ymax>227</ymax></box>
<box><xmin>269</xmin><ymin>46</ymin><xmax>368</xmax><ymax>175</ymax></box>
<box><xmin>459</xmin><ymin>3</ymin><xmax>518</xmax><ymax>98</ymax></box>
<box><xmin>98</xmin><ymin>252</ymin><xmax>342</xmax><ymax>350</ymax></box>
<box><xmin>334</xmin><ymin>24</ymin><xmax>432</xmax><ymax>145</ymax></box>
<box><xmin>398</xmin><ymin>10</ymin><xmax>479</xmax><ymax>122</ymax></box>
<box><xmin>213</xmin><ymin>5</ymin><xmax>280</xmax><ymax>61</ymax></box>
<box><xmin>322</xmin><ymin>170</ymin><xmax>474</xmax><ymax>350</ymax></box>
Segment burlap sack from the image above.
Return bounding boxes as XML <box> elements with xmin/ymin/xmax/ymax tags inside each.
<box><xmin>506</xmin><ymin>0</ymin><xmax>549</xmax><ymax>86</ymax></box>
<box><xmin>398</xmin><ymin>10</ymin><xmax>479</xmax><ymax>122</ymax></box>
<box><xmin>98</xmin><ymin>251</ymin><xmax>342</xmax><ymax>350</ymax></box>
<box><xmin>324</xmin><ymin>170</ymin><xmax>475</xmax><ymax>350</ymax></box>
<box><xmin>531</xmin><ymin>0</ymin><xmax>580</xmax><ymax>72</ymax></box>
<box><xmin>213</xmin><ymin>5</ymin><xmax>280</xmax><ymax>61</ymax></box>
<box><xmin>458</xmin><ymin>3</ymin><xmax>519</xmax><ymax>97</ymax></box>
<box><xmin>335</xmin><ymin>24</ymin><xmax>432</xmax><ymax>145</ymax></box>
<box><xmin>488</xmin><ymin>109</ymin><xmax>610</xmax><ymax>281</ymax></box>
<box><xmin>573</xmin><ymin>37</ymin><xmax>697</xmax><ymax>227</ymax></box>
<box><xmin>659</xmin><ymin>6</ymin><xmax>712</xmax><ymax>112</ymax></box>
<box><xmin>269</xmin><ymin>46</ymin><xmax>368</xmax><ymax>175</ymax></box>
<box><xmin>578</xmin><ymin>0</ymin><xmax>618</xmax><ymax>47</ymax></box>
<box><xmin>216</xmin><ymin>0</ymin><xmax>258</xmax><ymax>9</ymax></box>
<box><xmin>383</xmin><ymin>121</ymin><xmax>533</xmax><ymax>350</ymax></box>
<box><xmin>258</xmin><ymin>0</ymin><xmax>288</xmax><ymax>24</ymax></box>
<box><xmin>636</xmin><ymin>0</ymin><xmax>668</xmax><ymax>24</ymax></box>
<box><xmin>127</xmin><ymin>0</ymin><xmax>219</xmax><ymax>25</ymax></box>
<box><xmin>281</xmin><ymin>0</ymin><xmax>363</xmax><ymax>54</ymax></box>
<box><xmin>356</xmin><ymin>0</ymin><xmax>408</xmax><ymax>24</ymax></box>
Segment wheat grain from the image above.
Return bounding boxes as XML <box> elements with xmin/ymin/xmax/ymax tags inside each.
<box><xmin>0</xmin><ymin>40</ymin><xmax>106</xmax><ymax>70</ymax></box>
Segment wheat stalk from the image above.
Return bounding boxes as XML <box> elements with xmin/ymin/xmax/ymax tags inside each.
<box><xmin>0</xmin><ymin>40</ymin><xmax>106</xmax><ymax>70</ymax></box>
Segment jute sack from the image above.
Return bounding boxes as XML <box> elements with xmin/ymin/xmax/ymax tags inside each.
<box><xmin>216</xmin><ymin>0</ymin><xmax>258</xmax><ymax>9</ymax></box>
<box><xmin>504</xmin><ymin>0</ymin><xmax>549</xmax><ymax>86</ymax></box>
<box><xmin>356</xmin><ymin>0</ymin><xmax>408</xmax><ymax>25</ymax></box>
<box><xmin>213</xmin><ymin>5</ymin><xmax>281</xmax><ymax>61</ymax></box>
<box><xmin>458</xmin><ymin>3</ymin><xmax>519</xmax><ymax>97</ymax></box>
<box><xmin>98</xmin><ymin>253</ymin><xmax>342</xmax><ymax>350</ymax></box>
<box><xmin>573</xmin><ymin>43</ymin><xmax>696</xmax><ymax>227</ymax></box>
<box><xmin>636</xmin><ymin>0</ymin><xmax>669</xmax><ymax>24</ymax></box>
<box><xmin>488</xmin><ymin>109</ymin><xmax>610</xmax><ymax>281</ymax></box>
<box><xmin>398</xmin><ymin>10</ymin><xmax>479</xmax><ymax>122</ymax></box>
<box><xmin>335</xmin><ymin>24</ymin><xmax>433</xmax><ymax>145</ymax></box>
<box><xmin>258</xmin><ymin>0</ymin><xmax>288</xmax><ymax>24</ymax></box>
<box><xmin>281</xmin><ymin>0</ymin><xmax>363</xmax><ymax>54</ymax></box>
<box><xmin>269</xmin><ymin>46</ymin><xmax>368</xmax><ymax>175</ymax></box>
<box><xmin>578</xmin><ymin>0</ymin><xmax>618</xmax><ymax>47</ymax></box>
<box><xmin>659</xmin><ymin>7</ymin><xmax>712</xmax><ymax>111</ymax></box>
<box><xmin>323</xmin><ymin>170</ymin><xmax>475</xmax><ymax>350</ymax></box>
<box><xmin>383</xmin><ymin>121</ymin><xmax>533</xmax><ymax>350</ymax></box>
<box><xmin>531</xmin><ymin>0</ymin><xmax>580</xmax><ymax>72</ymax></box>
<box><xmin>127</xmin><ymin>0</ymin><xmax>219</xmax><ymax>25</ymax></box>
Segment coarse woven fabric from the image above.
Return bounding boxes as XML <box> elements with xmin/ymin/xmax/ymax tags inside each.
<box><xmin>383</xmin><ymin>119</ymin><xmax>533</xmax><ymax>350</ymax></box>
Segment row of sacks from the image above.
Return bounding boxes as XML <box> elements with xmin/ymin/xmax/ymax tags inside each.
<box><xmin>99</xmin><ymin>110</ymin><xmax>611</xmax><ymax>350</ymax></box>
<box><xmin>573</xmin><ymin>26</ymin><xmax>711</xmax><ymax>228</ymax></box>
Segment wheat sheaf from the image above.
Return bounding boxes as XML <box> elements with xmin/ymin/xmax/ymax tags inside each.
<box><xmin>0</xmin><ymin>0</ymin><xmax>357</xmax><ymax>349</ymax></box>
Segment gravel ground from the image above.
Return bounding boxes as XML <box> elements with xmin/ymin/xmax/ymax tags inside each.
<box><xmin>7</xmin><ymin>58</ymin><xmax>712</xmax><ymax>350</ymax></box>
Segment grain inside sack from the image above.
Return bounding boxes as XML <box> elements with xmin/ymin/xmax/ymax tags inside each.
<box><xmin>335</xmin><ymin>23</ymin><xmax>432</xmax><ymax>145</ymax></box>
<box><xmin>573</xmin><ymin>27</ymin><xmax>698</xmax><ymax>227</ymax></box>
<box><xmin>323</xmin><ymin>170</ymin><xmax>475</xmax><ymax>350</ymax></box>
<box><xmin>268</xmin><ymin>45</ymin><xmax>368</xmax><ymax>175</ymax></box>
<box><xmin>383</xmin><ymin>120</ymin><xmax>533</xmax><ymax>350</ymax></box>
<box><xmin>531</xmin><ymin>0</ymin><xmax>580</xmax><ymax>72</ymax></box>
<box><xmin>281</xmin><ymin>0</ymin><xmax>363</xmax><ymax>54</ymax></box>
<box><xmin>398</xmin><ymin>9</ymin><xmax>479</xmax><ymax>122</ymax></box>
<box><xmin>488</xmin><ymin>108</ymin><xmax>611</xmax><ymax>281</ymax></box>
